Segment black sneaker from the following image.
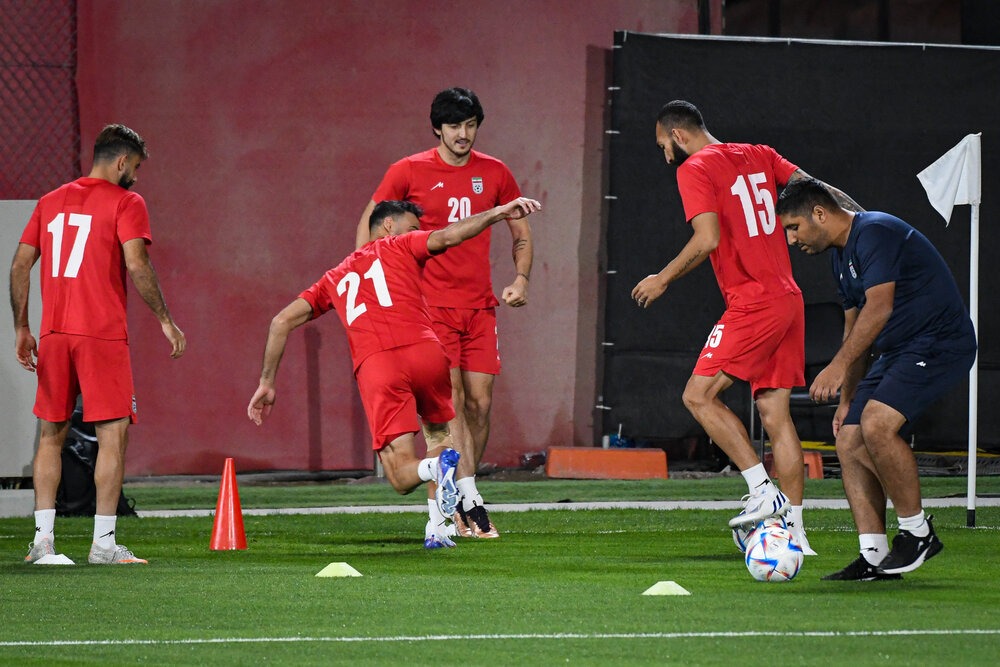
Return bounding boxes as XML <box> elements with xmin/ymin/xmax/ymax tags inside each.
<box><xmin>466</xmin><ymin>505</ymin><xmax>499</xmax><ymax>538</ymax></box>
<box><xmin>877</xmin><ymin>515</ymin><xmax>943</xmax><ymax>574</ymax></box>
<box><xmin>821</xmin><ymin>554</ymin><xmax>902</xmax><ymax>581</ymax></box>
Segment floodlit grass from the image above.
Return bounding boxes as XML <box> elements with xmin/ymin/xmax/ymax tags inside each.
<box><xmin>1</xmin><ymin>480</ymin><xmax>998</xmax><ymax>665</ymax></box>
<box><xmin>124</xmin><ymin>475</ymin><xmax>1000</xmax><ymax>510</ymax></box>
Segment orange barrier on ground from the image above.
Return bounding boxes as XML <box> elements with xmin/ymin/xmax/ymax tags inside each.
<box><xmin>764</xmin><ymin>451</ymin><xmax>824</xmax><ymax>480</ymax></box>
<box><xmin>545</xmin><ymin>447</ymin><xmax>668</xmax><ymax>480</ymax></box>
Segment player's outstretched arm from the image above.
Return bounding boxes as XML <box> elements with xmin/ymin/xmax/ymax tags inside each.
<box><xmin>9</xmin><ymin>243</ymin><xmax>40</xmax><ymax>371</ymax></box>
<box><xmin>501</xmin><ymin>216</ymin><xmax>533</xmax><ymax>307</ymax></box>
<box><xmin>123</xmin><ymin>238</ymin><xmax>186</xmax><ymax>358</ymax></box>
<box><xmin>355</xmin><ymin>199</ymin><xmax>377</xmax><ymax>250</ymax></box>
<box><xmin>248</xmin><ymin>297</ymin><xmax>313</xmax><ymax>426</ymax></box>
<box><xmin>788</xmin><ymin>169</ymin><xmax>865</xmax><ymax>213</ymax></box>
<box><xmin>632</xmin><ymin>212</ymin><xmax>719</xmax><ymax>309</ymax></box>
<box><xmin>427</xmin><ymin>197</ymin><xmax>541</xmax><ymax>254</ymax></box>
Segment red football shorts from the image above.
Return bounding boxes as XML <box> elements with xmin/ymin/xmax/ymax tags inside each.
<box><xmin>427</xmin><ymin>306</ymin><xmax>501</xmax><ymax>374</ymax></box>
<box><xmin>34</xmin><ymin>333</ymin><xmax>137</xmax><ymax>424</ymax></box>
<box><xmin>692</xmin><ymin>292</ymin><xmax>805</xmax><ymax>396</ymax></box>
<box><xmin>355</xmin><ymin>340</ymin><xmax>456</xmax><ymax>451</ymax></box>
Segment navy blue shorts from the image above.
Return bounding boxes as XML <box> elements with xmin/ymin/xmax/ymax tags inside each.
<box><xmin>845</xmin><ymin>345</ymin><xmax>976</xmax><ymax>428</ymax></box>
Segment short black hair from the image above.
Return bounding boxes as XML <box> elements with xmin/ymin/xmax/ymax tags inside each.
<box><xmin>369</xmin><ymin>200</ymin><xmax>424</xmax><ymax>234</ymax></box>
<box><xmin>93</xmin><ymin>124</ymin><xmax>148</xmax><ymax>163</ymax></box>
<box><xmin>776</xmin><ymin>178</ymin><xmax>840</xmax><ymax>219</ymax></box>
<box><xmin>656</xmin><ymin>100</ymin><xmax>705</xmax><ymax>132</ymax></box>
<box><xmin>430</xmin><ymin>87</ymin><xmax>484</xmax><ymax>132</ymax></box>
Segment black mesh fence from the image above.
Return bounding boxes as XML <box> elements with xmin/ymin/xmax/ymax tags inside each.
<box><xmin>0</xmin><ymin>0</ymin><xmax>79</xmax><ymax>199</ymax></box>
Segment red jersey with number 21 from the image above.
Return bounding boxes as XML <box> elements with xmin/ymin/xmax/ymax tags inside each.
<box><xmin>298</xmin><ymin>230</ymin><xmax>441</xmax><ymax>372</ymax></box>
<box><xmin>20</xmin><ymin>177</ymin><xmax>152</xmax><ymax>341</ymax></box>
<box><xmin>371</xmin><ymin>148</ymin><xmax>521</xmax><ymax>309</ymax></box>
<box><xmin>676</xmin><ymin>143</ymin><xmax>800</xmax><ymax>309</ymax></box>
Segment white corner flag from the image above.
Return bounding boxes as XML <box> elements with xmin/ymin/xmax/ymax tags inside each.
<box><xmin>917</xmin><ymin>133</ymin><xmax>983</xmax><ymax>528</ymax></box>
<box><xmin>917</xmin><ymin>133</ymin><xmax>982</xmax><ymax>225</ymax></box>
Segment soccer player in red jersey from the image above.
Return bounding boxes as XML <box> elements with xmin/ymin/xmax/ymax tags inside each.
<box><xmin>250</xmin><ymin>197</ymin><xmax>540</xmax><ymax>548</ymax></box>
<box><xmin>632</xmin><ymin>101</ymin><xmax>861</xmax><ymax>553</ymax></box>
<box><xmin>355</xmin><ymin>88</ymin><xmax>533</xmax><ymax>539</ymax></box>
<box><xmin>11</xmin><ymin>124</ymin><xmax>186</xmax><ymax>565</ymax></box>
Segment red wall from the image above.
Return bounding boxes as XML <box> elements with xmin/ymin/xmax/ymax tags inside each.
<box><xmin>75</xmin><ymin>0</ymin><xmax>698</xmax><ymax>474</ymax></box>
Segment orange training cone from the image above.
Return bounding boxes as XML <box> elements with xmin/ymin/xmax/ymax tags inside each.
<box><xmin>210</xmin><ymin>457</ymin><xmax>247</xmax><ymax>550</ymax></box>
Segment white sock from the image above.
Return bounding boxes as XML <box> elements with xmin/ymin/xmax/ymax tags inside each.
<box><xmin>93</xmin><ymin>515</ymin><xmax>117</xmax><ymax>549</ymax></box>
<box><xmin>859</xmin><ymin>533</ymin><xmax>890</xmax><ymax>565</ymax></box>
<box><xmin>741</xmin><ymin>463</ymin><xmax>771</xmax><ymax>493</ymax></box>
<box><xmin>786</xmin><ymin>505</ymin><xmax>803</xmax><ymax>530</ymax></box>
<box><xmin>456</xmin><ymin>476</ymin><xmax>484</xmax><ymax>512</ymax></box>
<box><xmin>417</xmin><ymin>457</ymin><xmax>437</xmax><ymax>482</ymax></box>
<box><xmin>34</xmin><ymin>509</ymin><xmax>56</xmax><ymax>544</ymax></box>
<box><xmin>898</xmin><ymin>510</ymin><xmax>928</xmax><ymax>537</ymax></box>
<box><xmin>427</xmin><ymin>499</ymin><xmax>448</xmax><ymax>535</ymax></box>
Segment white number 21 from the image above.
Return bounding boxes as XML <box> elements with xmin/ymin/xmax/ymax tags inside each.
<box><xmin>337</xmin><ymin>258</ymin><xmax>394</xmax><ymax>325</ymax></box>
<box><xmin>46</xmin><ymin>213</ymin><xmax>92</xmax><ymax>278</ymax></box>
<box><xmin>730</xmin><ymin>172</ymin><xmax>776</xmax><ymax>238</ymax></box>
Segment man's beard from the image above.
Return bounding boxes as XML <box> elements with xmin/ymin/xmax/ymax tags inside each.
<box><xmin>670</xmin><ymin>138</ymin><xmax>690</xmax><ymax>166</ymax></box>
<box><xmin>118</xmin><ymin>173</ymin><xmax>135</xmax><ymax>189</ymax></box>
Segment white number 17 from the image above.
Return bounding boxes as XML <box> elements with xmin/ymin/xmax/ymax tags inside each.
<box><xmin>46</xmin><ymin>213</ymin><xmax>92</xmax><ymax>278</ymax></box>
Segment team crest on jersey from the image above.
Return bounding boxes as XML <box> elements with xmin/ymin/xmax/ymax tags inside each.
<box><xmin>471</xmin><ymin>177</ymin><xmax>483</xmax><ymax>194</ymax></box>
<box><xmin>848</xmin><ymin>259</ymin><xmax>857</xmax><ymax>279</ymax></box>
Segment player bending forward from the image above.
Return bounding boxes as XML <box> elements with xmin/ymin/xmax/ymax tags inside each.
<box><xmin>249</xmin><ymin>197</ymin><xmax>541</xmax><ymax>548</ymax></box>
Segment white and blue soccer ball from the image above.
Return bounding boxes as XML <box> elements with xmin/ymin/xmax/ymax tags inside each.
<box><xmin>733</xmin><ymin>516</ymin><xmax>787</xmax><ymax>554</ymax></box>
<box><xmin>744</xmin><ymin>523</ymin><xmax>804</xmax><ymax>582</ymax></box>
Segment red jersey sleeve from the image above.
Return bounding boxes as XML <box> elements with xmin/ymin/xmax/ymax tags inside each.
<box><xmin>371</xmin><ymin>159</ymin><xmax>412</xmax><ymax>202</ymax></box>
<box><xmin>402</xmin><ymin>229</ymin><xmax>434</xmax><ymax>264</ymax></box>
<box><xmin>116</xmin><ymin>192</ymin><xmax>152</xmax><ymax>245</ymax></box>
<box><xmin>676</xmin><ymin>161</ymin><xmax>718</xmax><ymax>222</ymax></box>
<box><xmin>497</xmin><ymin>163</ymin><xmax>522</xmax><ymax>204</ymax></box>
<box><xmin>298</xmin><ymin>274</ymin><xmax>337</xmax><ymax>320</ymax></box>
<box><xmin>20</xmin><ymin>204</ymin><xmax>42</xmax><ymax>248</ymax></box>
<box><xmin>766</xmin><ymin>146</ymin><xmax>799</xmax><ymax>187</ymax></box>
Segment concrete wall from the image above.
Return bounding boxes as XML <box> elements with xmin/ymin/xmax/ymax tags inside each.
<box><xmin>0</xmin><ymin>201</ymin><xmax>41</xmax><ymax>477</ymax></box>
<box><xmin>71</xmin><ymin>1</ymin><xmax>699</xmax><ymax>474</ymax></box>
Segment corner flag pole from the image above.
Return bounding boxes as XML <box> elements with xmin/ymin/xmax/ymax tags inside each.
<box><xmin>967</xmin><ymin>199</ymin><xmax>979</xmax><ymax>528</ymax></box>
<box><xmin>916</xmin><ymin>132</ymin><xmax>982</xmax><ymax>528</ymax></box>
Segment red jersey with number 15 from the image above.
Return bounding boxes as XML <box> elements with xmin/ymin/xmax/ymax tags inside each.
<box><xmin>298</xmin><ymin>230</ymin><xmax>441</xmax><ymax>372</ymax></box>
<box><xmin>371</xmin><ymin>148</ymin><xmax>521</xmax><ymax>309</ymax></box>
<box><xmin>676</xmin><ymin>143</ymin><xmax>800</xmax><ymax>309</ymax></box>
<box><xmin>20</xmin><ymin>177</ymin><xmax>152</xmax><ymax>341</ymax></box>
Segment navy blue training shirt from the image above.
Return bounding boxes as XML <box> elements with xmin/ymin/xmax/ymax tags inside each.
<box><xmin>832</xmin><ymin>211</ymin><xmax>976</xmax><ymax>355</ymax></box>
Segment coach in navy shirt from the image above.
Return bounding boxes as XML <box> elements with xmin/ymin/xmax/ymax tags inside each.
<box><xmin>777</xmin><ymin>178</ymin><xmax>976</xmax><ymax>582</ymax></box>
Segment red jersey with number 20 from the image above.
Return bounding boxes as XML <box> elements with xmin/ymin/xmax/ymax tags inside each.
<box><xmin>20</xmin><ymin>177</ymin><xmax>152</xmax><ymax>341</ymax></box>
<box><xmin>298</xmin><ymin>230</ymin><xmax>441</xmax><ymax>372</ymax></box>
<box><xmin>371</xmin><ymin>148</ymin><xmax>521</xmax><ymax>309</ymax></box>
<box><xmin>677</xmin><ymin>143</ymin><xmax>800</xmax><ymax>309</ymax></box>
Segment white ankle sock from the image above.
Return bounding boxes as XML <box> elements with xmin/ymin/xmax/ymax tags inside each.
<box><xmin>417</xmin><ymin>457</ymin><xmax>437</xmax><ymax>482</ymax></box>
<box><xmin>456</xmin><ymin>477</ymin><xmax>483</xmax><ymax>512</ymax></box>
<box><xmin>859</xmin><ymin>533</ymin><xmax>890</xmax><ymax>565</ymax></box>
<box><xmin>898</xmin><ymin>511</ymin><xmax>928</xmax><ymax>537</ymax></box>
<box><xmin>741</xmin><ymin>463</ymin><xmax>771</xmax><ymax>493</ymax></box>
<box><xmin>93</xmin><ymin>515</ymin><xmax>117</xmax><ymax>549</ymax></box>
<box><xmin>427</xmin><ymin>499</ymin><xmax>447</xmax><ymax>534</ymax></box>
<box><xmin>786</xmin><ymin>505</ymin><xmax>803</xmax><ymax>529</ymax></box>
<box><xmin>34</xmin><ymin>509</ymin><xmax>55</xmax><ymax>544</ymax></box>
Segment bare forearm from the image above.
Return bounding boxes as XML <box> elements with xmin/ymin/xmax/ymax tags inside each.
<box><xmin>788</xmin><ymin>169</ymin><xmax>864</xmax><ymax>213</ymax></box>
<box><xmin>833</xmin><ymin>307</ymin><xmax>888</xmax><ymax>371</ymax></box>
<box><xmin>511</xmin><ymin>229</ymin><xmax>532</xmax><ymax>281</ymax></box>
<box><xmin>259</xmin><ymin>321</ymin><xmax>292</xmax><ymax>384</ymax></box>
<box><xmin>128</xmin><ymin>261</ymin><xmax>173</xmax><ymax>323</ymax></box>
<box><xmin>660</xmin><ymin>238</ymin><xmax>712</xmax><ymax>285</ymax></box>
<box><xmin>435</xmin><ymin>206</ymin><xmax>508</xmax><ymax>248</ymax></box>
<box><xmin>9</xmin><ymin>266</ymin><xmax>30</xmax><ymax>329</ymax></box>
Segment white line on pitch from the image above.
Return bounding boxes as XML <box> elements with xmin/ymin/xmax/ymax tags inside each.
<box><xmin>1</xmin><ymin>629</ymin><xmax>999</xmax><ymax>647</ymax></box>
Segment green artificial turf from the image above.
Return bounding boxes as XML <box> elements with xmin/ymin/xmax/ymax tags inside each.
<box><xmin>1</xmin><ymin>488</ymin><xmax>998</xmax><ymax>665</ymax></box>
<box><xmin>124</xmin><ymin>475</ymin><xmax>1000</xmax><ymax>510</ymax></box>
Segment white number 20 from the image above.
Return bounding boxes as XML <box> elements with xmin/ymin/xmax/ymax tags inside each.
<box><xmin>46</xmin><ymin>213</ymin><xmax>92</xmax><ymax>278</ymax></box>
<box><xmin>730</xmin><ymin>172</ymin><xmax>776</xmax><ymax>238</ymax></box>
<box><xmin>337</xmin><ymin>258</ymin><xmax>394</xmax><ymax>325</ymax></box>
<box><xmin>448</xmin><ymin>197</ymin><xmax>471</xmax><ymax>222</ymax></box>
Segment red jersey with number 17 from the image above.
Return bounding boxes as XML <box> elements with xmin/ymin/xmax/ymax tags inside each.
<box><xmin>20</xmin><ymin>177</ymin><xmax>152</xmax><ymax>341</ymax></box>
<box><xmin>371</xmin><ymin>148</ymin><xmax>521</xmax><ymax>309</ymax></box>
<box><xmin>298</xmin><ymin>230</ymin><xmax>441</xmax><ymax>372</ymax></box>
<box><xmin>676</xmin><ymin>143</ymin><xmax>800</xmax><ymax>309</ymax></box>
